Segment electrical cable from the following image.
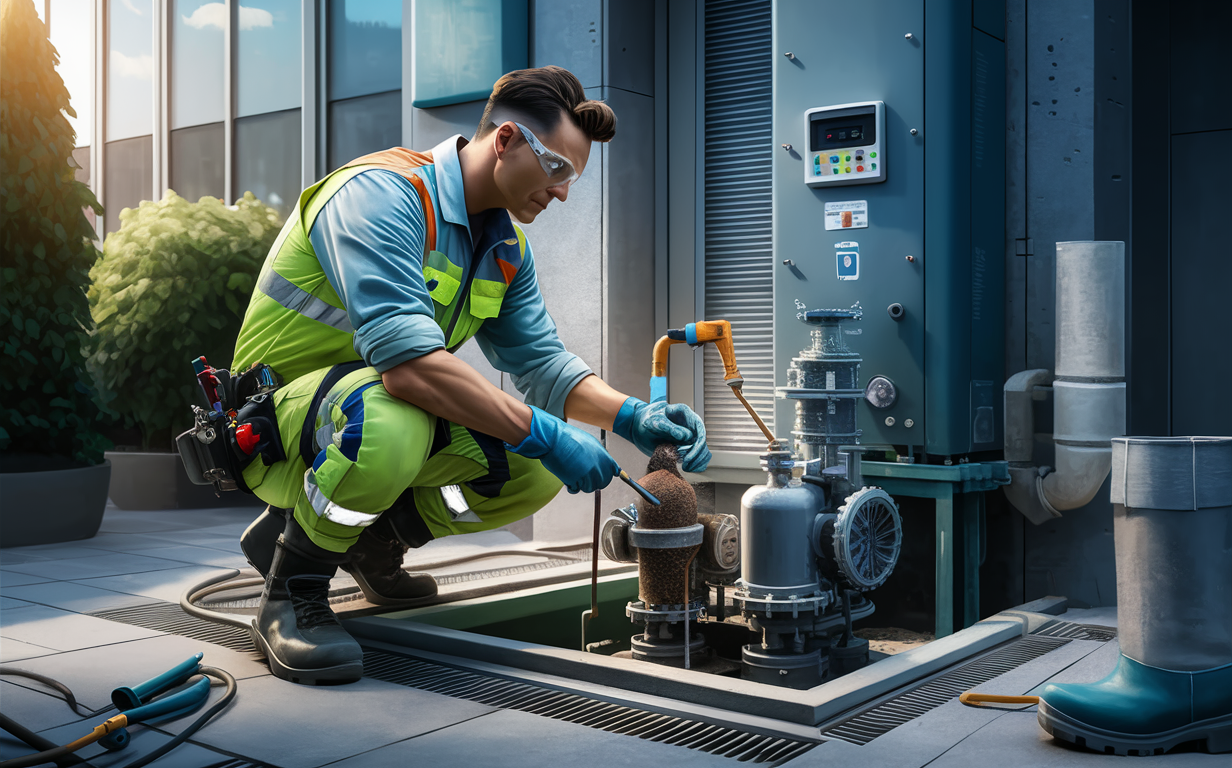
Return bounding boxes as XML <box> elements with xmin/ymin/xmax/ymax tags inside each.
<box><xmin>0</xmin><ymin>667</ymin><xmax>236</xmax><ymax>768</ymax></box>
<box><xmin>0</xmin><ymin>668</ymin><xmax>112</xmax><ymax>719</ymax></box>
<box><xmin>182</xmin><ymin>546</ymin><xmax>595</xmax><ymax>629</ymax></box>
<box><xmin>0</xmin><ymin>714</ymin><xmax>85</xmax><ymax>768</ymax></box>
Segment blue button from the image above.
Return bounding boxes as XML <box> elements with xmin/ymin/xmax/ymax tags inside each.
<box><xmin>830</xmin><ymin>155</ymin><xmax>839</xmax><ymax>164</ymax></box>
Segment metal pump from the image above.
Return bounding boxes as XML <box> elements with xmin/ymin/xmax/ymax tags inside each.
<box><xmin>600</xmin><ymin>312</ymin><xmax>903</xmax><ymax>687</ymax></box>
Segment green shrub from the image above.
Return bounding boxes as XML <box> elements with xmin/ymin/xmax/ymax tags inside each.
<box><xmin>88</xmin><ymin>191</ymin><xmax>283</xmax><ymax>450</ymax></box>
<box><xmin>0</xmin><ymin>0</ymin><xmax>108</xmax><ymax>466</ymax></box>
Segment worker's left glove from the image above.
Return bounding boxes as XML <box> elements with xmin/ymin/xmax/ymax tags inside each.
<box><xmin>612</xmin><ymin>397</ymin><xmax>711</xmax><ymax>473</ymax></box>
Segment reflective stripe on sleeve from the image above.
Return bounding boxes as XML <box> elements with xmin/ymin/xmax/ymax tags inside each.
<box><xmin>303</xmin><ymin>470</ymin><xmax>379</xmax><ymax>528</ymax></box>
<box><xmin>259</xmin><ymin>269</ymin><xmax>355</xmax><ymax>333</ymax></box>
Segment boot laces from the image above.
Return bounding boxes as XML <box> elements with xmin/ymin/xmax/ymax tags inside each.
<box><xmin>285</xmin><ymin>576</ymin><xmax>340</xmax><ymax>629</ymax></box>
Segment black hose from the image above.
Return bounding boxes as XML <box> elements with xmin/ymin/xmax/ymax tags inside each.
<box><xmin>0</xmin><ymin>668</ymin><xmax>108</xmax><ymax>718</ymax></box>
<box><xmin>0</xmin><ymin>714</ymin><xmax>85</xmax><ymax>767</ymax></box>
<box><xmin>0</xmin><ymin>667</ymin><xmax>236</xmax><ymax>768</ymax></box>
<box><xmin>116</xmin><ymin>665</ymin><xmax>236</xmax><ymax>768</ymax></box>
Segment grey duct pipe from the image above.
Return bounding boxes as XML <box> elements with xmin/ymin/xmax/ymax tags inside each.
<box><xmin>1003</xmin><ymin>241</ymin><xmax>1127</xmax><ymax>524</ymax></box>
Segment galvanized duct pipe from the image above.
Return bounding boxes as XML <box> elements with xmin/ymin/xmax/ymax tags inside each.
<box><xmin>1004</xmin><ymin>241</ymin><xmax>1127</xmax><ymax>524</ymax></box>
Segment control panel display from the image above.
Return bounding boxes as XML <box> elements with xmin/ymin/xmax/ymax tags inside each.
<box><xmin>804</xmin><ymin>101</ymin><xmax>885</xmax><ymax>188</ymax></box>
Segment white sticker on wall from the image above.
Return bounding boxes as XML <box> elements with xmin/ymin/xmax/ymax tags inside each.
<box><xmin>835</xmin><ymin>241</ymin><xmax>859</xmax><ymax>281</ymax></box>
<box><xmin>824</xmin><ymin>200</ymin><xmax>868</xmax><ymax>230</ymax></box>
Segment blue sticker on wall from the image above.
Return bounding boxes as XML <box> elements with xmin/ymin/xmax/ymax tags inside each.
<box><xmin>835</xmin><ymin>241</ymin><xmax>859</xmax><ymax>281</ymax></box>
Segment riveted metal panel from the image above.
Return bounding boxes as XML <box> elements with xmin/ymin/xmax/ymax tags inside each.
<box><xmin>773</xmin><ymin>0</ymin><xmax>925</xmax><ymax>453</ymax></box>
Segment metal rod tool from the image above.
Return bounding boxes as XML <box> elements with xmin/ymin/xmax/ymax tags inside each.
<box><xmin>619</xmin><ymin>470</ymin><xmax>661</xmax><ymax>506</ymax></box>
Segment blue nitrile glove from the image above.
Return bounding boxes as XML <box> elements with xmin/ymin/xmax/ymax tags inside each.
<box><xmin>612</xmin><ymin>397</ymin><xmax>712</xmax><ymax>473</ymax></box>
<box><xmin>506</xmin><ymin>406</ymin><xmax>621</xmax><ymax>494</ymax></box>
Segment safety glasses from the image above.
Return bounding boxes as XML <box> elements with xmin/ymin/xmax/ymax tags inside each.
<box><xmin>508</xmin><ymin>121</ymin><xmax>580</xmax><ymax>187</ymax></box>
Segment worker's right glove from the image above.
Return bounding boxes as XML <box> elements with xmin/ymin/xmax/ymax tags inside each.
<box><xmin>505</xmin><ymin>406</ymin><xmax>620</xmax><ymax>494</ymax></box>
<box><xmin>612</xmin><ymin>397</ymin><xmax>711</xmax><ymax>473</ymax></box>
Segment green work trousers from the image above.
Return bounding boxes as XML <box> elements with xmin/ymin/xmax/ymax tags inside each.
<box><xmin>242</xmin><ymin>364</ymin><xmax>563</xmax><ymax>553</ymax></box>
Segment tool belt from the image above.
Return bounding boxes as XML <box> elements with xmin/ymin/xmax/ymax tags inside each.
<box><xmin>176</xmin><ymin>361</ymin><xmax>287</xmax><ymax>494</ymax></box>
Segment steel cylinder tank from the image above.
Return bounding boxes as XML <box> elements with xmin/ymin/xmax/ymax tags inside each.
<box><xmin>739</xmin><ymin>450</ymin><xmax>826</xmax><ymax>596</ymax></box>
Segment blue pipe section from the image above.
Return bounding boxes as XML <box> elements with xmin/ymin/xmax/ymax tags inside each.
<box><xmin>111</xmin><ymin>653</ymin><xmax>203</xmax><ymax>710</ymax></box>
<box><xmin>684</xmin><ymin>323</ymin><xmax>698</xmax><ymax>345</ymax></box>
<box><xmin>649</xmin><ymin>376</ymin><xmax>668</xmax><ymax>403</ymax></box>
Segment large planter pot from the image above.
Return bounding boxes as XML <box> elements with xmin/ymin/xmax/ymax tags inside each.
<box><xmin>105</xmin><ymin>451</ymin><xmax>262</xmax><ymax>510</ymax></box>
<box><xmin>0</xmin><ymin>460</ymin><xmax>111</xmax><ymax>548</ymax></box>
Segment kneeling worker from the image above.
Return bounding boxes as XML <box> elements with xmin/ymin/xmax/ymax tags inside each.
<box><xmin>228</xmin><ymin>66</ymin><xmax>710</xmax><ymax>685</ymax></box>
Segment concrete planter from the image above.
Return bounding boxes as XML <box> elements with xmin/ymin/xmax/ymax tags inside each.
<box><xmin>0</xmin><ymin>460</ymin><xmax>111</xmax><ymax>548</ymax></box>
<box><xmin>105</xmin><ymin>451</ymin><xmax>261</xmax><ymax>510</ymax></box>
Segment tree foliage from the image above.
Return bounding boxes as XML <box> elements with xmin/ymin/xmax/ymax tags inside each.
<box><xmin>88</xmin><ymin>191</ymin><xmax>282</xmax><ymax>450</ymax></box>
<box><xmin>0</xmin><ymin>0</ymin><xmax>108</xmax><ymax>465</ymax></box>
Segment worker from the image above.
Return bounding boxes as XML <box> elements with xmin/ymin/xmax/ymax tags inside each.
<box><xmin>227</xmin><ymin>66</ymin><xmax>711</xmax><ymax>685</ymax></box>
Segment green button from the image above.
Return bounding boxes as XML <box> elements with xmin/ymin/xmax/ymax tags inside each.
<box><xmin>845</xmin><ymin>155</ymin><xmax>851</xmax><ymax>161</ymax></box>
<box><xmin>870</xmin><ymin>151</ymin><xmax>877</xmax><ymax>158</ymax></box>
<box><xmin>872</xmin><ymin>163</ymin><xmax>877</xmax><ymax>170</ymax></box>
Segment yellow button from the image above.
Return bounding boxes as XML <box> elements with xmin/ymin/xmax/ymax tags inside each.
<box><xmin>844</xmin><ymin>166</ymin><xmax>852</xmax><ymax>173</ymax></box>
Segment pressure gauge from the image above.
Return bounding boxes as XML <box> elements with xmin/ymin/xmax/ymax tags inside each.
<box><xmin>864</xmin><ymin>376</ymin><xmax>898</xmax><ymax>409</ymax></box>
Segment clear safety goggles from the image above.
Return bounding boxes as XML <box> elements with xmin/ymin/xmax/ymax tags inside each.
<box><xmin>500</xmin><ymin>121</ymin><xmax>579</xmax><ymax>187</ymax></box>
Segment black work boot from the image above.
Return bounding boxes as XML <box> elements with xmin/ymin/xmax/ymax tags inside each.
<box><xmin>240</xmin><ymin>505</ymin><xmax>288</xmax><ymax>577</ymax></box>
<box><xmin>251</xmin><ymin>519</ymin><xmax>364</xmax><ymax>685</ymax></box>
<box><xmin>341</xmin><ymin>510</ymin><xmax>438</xmax><ymax>607</ymax></box>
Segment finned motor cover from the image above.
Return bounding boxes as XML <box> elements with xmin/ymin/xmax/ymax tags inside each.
<box><xmin>833</xmin><ymin>486</ymin><xmax>902</xmax><ymax>590</ymax></box>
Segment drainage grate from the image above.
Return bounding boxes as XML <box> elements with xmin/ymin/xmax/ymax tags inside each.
<box><xmin>94</xmin><ymin>603</ymin><xmax>817</xmax><ymax>764</ymax></box>
<box><xmin>819</xmin><ymin>635</ymin><xmax>1071</xmax><ymax>746</ymax></box>
<box><xmin>364</xmin><ymin>650</ymin><xmax>819</xmax><ymax>766</ymax></box>
<box><xmin>1031</xmin><ymin>620</ymin><xmax>1117</xmax><ymax>643</ymax></box>
<box><xmin>92</xmin><ymin>602</ymin><xmax>256</xmax><ymax>652</ymax></box>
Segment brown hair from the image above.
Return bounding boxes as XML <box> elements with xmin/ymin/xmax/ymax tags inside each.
<box><xmin>476</xmin><ymin>66</ymin><xmax>616</xmax><ymax>143</ymax></box>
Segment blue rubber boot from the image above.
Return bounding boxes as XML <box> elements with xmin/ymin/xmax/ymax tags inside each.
<box><xmin>1038</xmin><ymin>655</ymin><xmax>1232</xmax><ymax>756</ymax></box>
<box><xmin>1038</xmin><ymin>437</ymin><xmax>1232</xmax><ymax>756</ymax></box>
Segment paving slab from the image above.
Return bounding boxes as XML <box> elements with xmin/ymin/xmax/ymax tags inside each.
<box><xmin>0</xmin><ymin>570</ymin><xmax>54</xmax><ymax>588</ymax></box>
<box><xmin>5</xmin><ymin>718</ymin><xmax>240</xmax><ymax>768</ymax></box>
<box><xmin>3</xmin><ymin>581</ymin><xmax>162</xmax><ymax>614</ymax></box>
<box><xmin>81</xmin><ymin>532</ymin><xmax>209</xmax><ymax>553</ymax></box>
<box><xmin>329</xmin><ymin>707</ymin><xmax>735</xmax><ymax>767</ymax></box>
<box><xmin>76</xmin><ymin>565</ymin><xmax>236</xmax><ymax>603</ymax></box>
<box><xmin>0</xmin><ymin>637</ymin><xmax>59</xmax><ymax>662</ymax></box>
<box><xmin>97</xmin><ymin>513</ymin><xmax>217</xmax><ymax>535</ymax></box>
<box><xmin>0</xmin><ymin>543</ymin><xmax>119</xmax><ymax>560</ymax></box>
<box><xmin>5</xmin><ymin>633</ymin><xmax>272</xmax><ymax>711</ymax></box>
<box><xmin>1</xmin><ymin>552</ymin><xmax>192</xmax><ymax>581</ymax></box>
<box><xmin>0</xmin><ymin>680</ymin><xmax>90</xmax><ymax>736</ymax></box>
<box><xmin>1058</xmin><ymin>606</ymin><xmax>1118</xmax><ymax>628</ymax></box>
<box><xmin>924</xmin><ymin>704</ymin><xmax>1225</xmax><ymax>767</ymax></box>
<box><xmin>106</xmin><ymin>544</ymin><xmax>251</xmax><ymax>569</ymax></box>
<box><xmin>158</xmin><ymin>673</ymin><xmax>493</xmax><ymax>768</ymax></box>
<box><xmin>0</xmin><ymin>596</ymin><xmax>33</xmax><ymax>610</ymax></box>
<box><xmin>0</xmin><ymin>603</ymin><xmax>163</xmax><ymax>652</ymax></box>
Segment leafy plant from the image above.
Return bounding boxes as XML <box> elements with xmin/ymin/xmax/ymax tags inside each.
<box><xmin>88</xmin><ymin>191</ymin><xmax>282</xmax><ymax>450</ymax></box>
<box><xmin>0</xmin><ymin>0</ymin><xmax>108</xmax><ymax>466</ymax></box>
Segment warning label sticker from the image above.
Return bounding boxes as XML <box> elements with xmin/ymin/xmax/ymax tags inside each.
<box><xmin>824</xmin><ymin>200</ymin><xmax>868</xmax><ymax>230</ymax></box>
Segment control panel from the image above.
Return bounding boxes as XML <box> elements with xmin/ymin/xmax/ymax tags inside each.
<box><xmin>804</xmin><ymin>101</ymin><xmax>885</xmax><ymax>188</ymax></box>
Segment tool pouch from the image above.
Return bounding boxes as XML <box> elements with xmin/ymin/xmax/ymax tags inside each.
<box><xmin>176</xmin><ymin>362</ymin><xmax>286</xmax><ymax>494</ymax></box>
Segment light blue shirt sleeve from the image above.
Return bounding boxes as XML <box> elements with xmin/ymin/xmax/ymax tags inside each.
<box><xmin>475</xmin><ymin>239</ymin><xmax>594</xmax><ymax>420</ymax></box>
<box><xmin>308</xmin><ymin>169</ymin><xmax>447</xmax><ymax>373</ymax></box>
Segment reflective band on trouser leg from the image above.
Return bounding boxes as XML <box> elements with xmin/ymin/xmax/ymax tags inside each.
<box><xmin>303</xmin><ymin>470</ymin><xmax>381</xmax><ymax>528</ymax></box>
<box><xmin>290</xmin><ymin>369</ymin><xmax>438</xmax><ymax>553</ymax></box>
<box><xmin>409</xmin><ymin>436</ymin><xmax>565</xmax><ymax>539</ymax></box>
<box><xmin>258</xmin><ymin>268</ymin><xmax>355</xmax><ymax>333</ymax></box>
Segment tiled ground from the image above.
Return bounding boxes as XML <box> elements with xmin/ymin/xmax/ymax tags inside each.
<box><xmin>1</xmin><ymin>504</ymin><xmax>1225</xmax><ymax>767</ymax></box>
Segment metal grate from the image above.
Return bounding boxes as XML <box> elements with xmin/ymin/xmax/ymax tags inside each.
<box><xmin>702</xmin><ymin>0</ymin><xmax>775</xmax><ymax>451</ymax></box>
<box><xmin>1031</xmin><ymin>620</ymin><xmax>1117</xmax><ymax>643</ymax></box>
<box><xmin>92</xmin><ymin>602</ymin><xmax>256</xmax><ymax>652</ymax></box>
<box><xmin>94</xmin><ymin>603</ymin><xmax>817</xmax><ymax>764</ymax></box>
<box><xmin>364</xmin><ymin>650</ymin><xmax>818</xmax><ymax>766</ymax></box>
<box><xmin>820</xmin><ymin>635</ymin><xmax>1071</xmax><ymax>745</ymax></box>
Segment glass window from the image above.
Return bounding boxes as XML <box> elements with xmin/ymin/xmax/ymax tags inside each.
<box><xmin>328</xmin><ymin>0</ymin><xmax>401</xmax><ymax>102</ymax></box>
<box><xmin>237</xmin><ymin>0</ymin><xmax>301</xmax><ymax>118</ymax></box>
<box><xmin>170</xmin><ymin>122</ymin><xmax>225</xmax><ymax>203</ymax></box>
<box><xmin>234</xmin><ymin>108</ymin><xmax>302</xmax><ymax>218</ymax></box>
<box><xmin>49</xmin><ymin>0</ymin><xmax>93</xmax><ymax>147</ymax></box>
<box><xmin>170</xmin><ymin>0</ymin><xmax>225</xmax><ymax>129</ymax></box>
<box><xmin>107</xmin><ymin>0</ymin><xmax>153</xmax><ymax>141</ymax></box>
<box><xmin>104</xmin><ymin>135</ymin><xmax>153</xmax><ymax>234</ymax></box>
<box><xmin>413</xmin><ymin>0</ymin><xmax>526</xmax><ymax>108</ymax></box>
<box><xmin>327</xmin><ymin>91</ymin><xmax>400</xmax><ymax>172</ymax></box>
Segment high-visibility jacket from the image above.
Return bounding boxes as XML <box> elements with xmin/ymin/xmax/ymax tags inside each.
<box><xmin>233</xmin><ymin>146</ymin><xmax>526</xmax><ymax>386</ymax></box>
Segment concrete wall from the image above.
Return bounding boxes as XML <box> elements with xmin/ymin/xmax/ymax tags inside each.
<box><xmin>401</xmin><ymin>0</ymin><xmax>662</xmax><ymax>541</ymax></box>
